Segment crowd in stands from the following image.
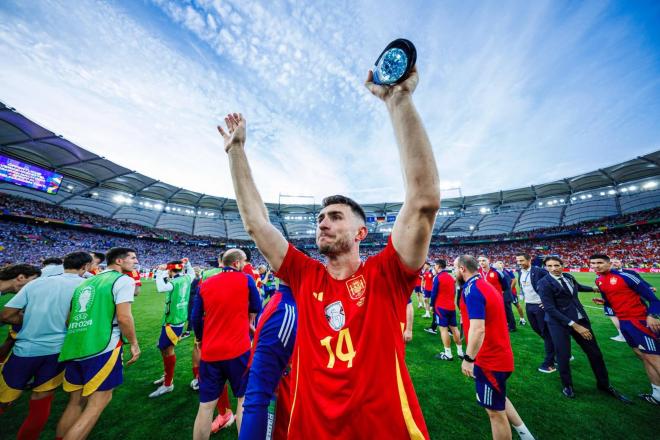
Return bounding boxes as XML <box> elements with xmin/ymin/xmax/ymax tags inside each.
<box><xmin>1</xmin><ymin>192</ymin><xmax>659</xmax><ymax>271</ymax></box>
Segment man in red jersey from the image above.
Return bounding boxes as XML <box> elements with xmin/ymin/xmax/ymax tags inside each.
<box><xmin>590</xmin><ymin>254</ymin><xmax>660</xmax><ymax>405</ymax></box>
<box><xmin>421</xmin><ymin>262</ymin><xmax>434</xmax><ymax>318</ymax></box>
<box><xmin>219</xmin><ymin>65</ymin><xmax>437</xmax><ymax>438</ymax></box>
<box><xmin>478</xmin><ymin>256</ymin><xmax>516</xmax><ymax>332</ymax></box>
<box><xmin>432</xmin><ymin>259</ymin><xmax>463</xmax><ymax>360</ymax></box>
<box><xmin>454</xmin><ymin>255</ymin><xmax>534</xmax><ymax>440</ymax></box>
<box><xmin>190</xmin><ymin>249</ymin><xmax>262</xmax><ymax>439</ymax></box>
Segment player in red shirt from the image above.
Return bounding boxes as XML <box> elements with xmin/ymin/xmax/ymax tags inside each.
<box><xmin>590</xmin><ymin>254</ymin><xmax>660</xmax><ymax>405</ymax></box>
<box><xmin>414</xmin><ymin>269</ymin><xmax>424</xmax><ymax>309</ymax></box>
<box><xmin>421</xmin><ymin>263</ymin><xmax>434</xmax><ymax>318</ymax></box>
<box><xmin>219</xmin><ymin>65</ymin><xmax>437</xmax><ymax>439</ymax></box>
<box><xmin>454</xmin><ymin>255</ymin><xmax>535</xmax><ymax>440</ymax></box>
<box><xmin>431</xmin><ymin>259</ymin><xmax>463</xmax><ymax>360</ymax></box>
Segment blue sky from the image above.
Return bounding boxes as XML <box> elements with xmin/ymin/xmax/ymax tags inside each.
<box><xmin>1</xmin><ymin>0</ymin><xmax>659</xmax><ymax>203</ymax></box>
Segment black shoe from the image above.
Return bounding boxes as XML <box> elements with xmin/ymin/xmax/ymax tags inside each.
<box><xmin>434</xmin><ymin>353</ymin><xmax>454</xmax><ymax>361</ymax></box>
<box><xmin>562</xmin><ymin>386</ymin><xmax>575</xmax><ymax>398</ymax></box>
<box><xmin>600</xmin><ymin>386</ymin><xmax>633</xmax><ymax>404</ymax></box>
<box><xmin>638</xmin><ymin>393</ymin><xmax>659</xmax><ymax>405</ymax></box>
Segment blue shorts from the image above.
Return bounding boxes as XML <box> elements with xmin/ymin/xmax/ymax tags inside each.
<box><xmin>474</xmin><ymin>365</ymin><xmax>511</xmax><ymax>411</ymax></box>
<box><xmin>619</xmin><ymin>319</ymin><xmax>659</xmax><ymax>355</ymax></box>
<box><xmin>64</xmin><ymin>344</ymin><xmax>123</xmax><ymax>396</ymax></box>
<box><xmin>199</xmin><ymin>350</ymin><xmax>250</xmax><ymax>403</ymax></box>
<box><xmin>511</xmin><ymin>295</ymin><xmax>519</xmax><ymax>305</ymax></box>
<box><xmin>414</xmin><ymin>286</ymin><xmax>421</xmax><ymax>294</ymax></box>
<box><xmin>423</xmin><ymin>289</ymin><xmax>432</xmax><ymax>299</ymax></box>
<box><xmin>157</xmin><ymin>324</ymin><xmax>184</xmax><ymax>350</ymax></box>
<box><xmin>435</xmin><ymin>308</ymin><xmax>457</xmax><ymax>327</ymax></box>
<box><xmin>603</xmin><ymin>306</ymin><xmax>615</xmax><ymax>317</ymax></box>
<box><xmin>0</xmin><ymin>353</ymin><xmax>65</xmax><ymax>403</ymax></box>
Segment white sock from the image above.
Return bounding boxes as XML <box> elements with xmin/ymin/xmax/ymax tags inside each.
<box><xmin>513</xmin><ymin>423</ymin><xmax>534</xmax><ymax>440</ymax></box>
<box><xmin>444</xmin><ymin>347</ymin><xmax>452</xmax><ymax>357</ymax></box>
<box><xmin>652</xmin><ymin>383</ymin><xmax>660</xmax><ymax>400</ymax></box>
<box><xmin>456</xmin><ymin>345</ymin><xmax>464</xmax><ymax>356</ymax></box>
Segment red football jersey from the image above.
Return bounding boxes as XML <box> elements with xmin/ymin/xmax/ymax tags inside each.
<box><xmin>460</xmin><ymin>276</ymin><xmax>514</xmax><ymax>372</ymax></box>
<box><xmin>199</xmin><ymin>270</ymin><xmax>254</xmax><ymax>361</ymax></box>
<box><xmin>415</xmin><ymin>271</ymin><xmax>422</xmax><ymax>287</ymax></box>
<box><xmin>422</xmin><ymin>270</ymin><xmax>434</xmax><ymax>291</ymax></box>
<box><xmin>479</xmin><ymin>268</ymin><xmax>503</xmax><ymax>294</ymax></box>
<box><xmin>435</xmin><ymin>271</ymin><xmax>456</xmax><ymax>311</ymax></box>
<box><xmin>596</xmin><ymin>271</ymin><xmax>648</xmax><ymax>320</ymax></box>
<box><xmin>123</xmin><ymin>269</ymin><xmax>142</xmax><ymax>287</ymax></box>
<box><xmin>276</xmin><ymin>238</ymin><xmax>429</xmax><ymax>439</ymax></box>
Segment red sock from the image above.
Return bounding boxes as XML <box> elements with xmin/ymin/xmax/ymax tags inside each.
<box><xmin>192</xmin><ymin>366</ymin><xmax>199</xmax><ymax>379</ymax></box>
<box><xmin>217</xmin><ymin>385</ymin><xmax>230</xmax><ymax>415</ymax></box>
<box><xmin>163</xmin><ymin>354</ymin><xmax>176</xmax><ymax>387</ymax></box>
<box><xmin>17</xmin><ymin>394</ymin><xmax>53</xmax><ymax>440</ymax></box>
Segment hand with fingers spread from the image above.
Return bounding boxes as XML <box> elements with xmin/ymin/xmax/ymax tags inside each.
<box><xmin>365</xmin><ymin>65</ymin><xmax>419</xmax><ymax>104</ymax></box>
<box><xmin>217</xmin><ymin>112</ymin><xmax>246</xmax><ymax>153</ymax></box>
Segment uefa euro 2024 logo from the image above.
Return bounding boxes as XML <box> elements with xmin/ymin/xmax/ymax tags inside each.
<box><xmin>75</xmin><ymin>286</ymin><xmax>94</xmax><ymax>320</ymax></box>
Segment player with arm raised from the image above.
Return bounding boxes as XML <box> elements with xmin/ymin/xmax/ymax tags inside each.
<box><xmin>220</xmin><ymin>65</ymin><xmax>439</xmax><ymax>439</ymax></box>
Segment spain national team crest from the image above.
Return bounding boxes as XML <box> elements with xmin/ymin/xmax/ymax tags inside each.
<box><xmin>346</xmin><ymin>275</ymin><xmax>366</xmax><ymax>301</ymax></box>
<box><xmin>325</xmin><ymin>301</ymin><xmax>345</xmax><ymax>331</ymax></box>
<box><xmin>610</xmin><ymin>277</ymin><xmax>618</xmax><ymax>285</ymax></box>
<box><xmin>489</xmin><ymin>272</ymin><xmax>495</xmax><ymax>278</ymax></box>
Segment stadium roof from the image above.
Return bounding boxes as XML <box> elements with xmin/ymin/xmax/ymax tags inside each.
<box><xmin>1</xmin><ymin>102</ymin><xmax>660</xmax><ymax>238</ymax></box>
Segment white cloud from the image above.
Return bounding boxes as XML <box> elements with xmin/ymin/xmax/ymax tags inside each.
<box><xmin>0</xmin><ymin>0</ymin><xmax>658</xmax><ymax>206</ymax></box>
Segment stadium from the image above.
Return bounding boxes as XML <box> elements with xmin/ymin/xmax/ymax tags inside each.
<box><xmin>1</xmin><ymin>1</ymin><xmax>660</xmax><ymax>440</ymax></box>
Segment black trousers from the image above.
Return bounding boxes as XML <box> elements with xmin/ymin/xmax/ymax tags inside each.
<box><xmin>548</xmin><ymin>318</ymin><xmax>609</xmax><ymax>389</ymax></box>
<box><xmin>504</xmin><ymin>301</ymin><xmax>516</xmax><ymax>330</ymax></box>
<box><xmin>526</xmin><ymin>303</ymin><xmax>555</xmax><ymax>368</ymax></box>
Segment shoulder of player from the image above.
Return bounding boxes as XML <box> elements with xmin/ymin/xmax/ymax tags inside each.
<box><xmin>615</xmin><ymin>270</ymin><xmax>642</xmax><ymax>285</ymax></box>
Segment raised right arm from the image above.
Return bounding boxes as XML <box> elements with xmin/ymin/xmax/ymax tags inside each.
<box><xmin>220</xmin><ymin>113</ymin><xmax>289</xmax><ymax>272</ymax></box>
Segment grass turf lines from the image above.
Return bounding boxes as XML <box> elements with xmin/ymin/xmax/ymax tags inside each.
<box><xmin>0</xmin><ymin>273</ymin><xmax>658</xmax><ymax>439</ymax></box>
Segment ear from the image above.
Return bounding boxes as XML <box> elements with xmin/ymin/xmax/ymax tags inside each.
<box><xmin>356</xmin><ymin>225</ymin><xmax>368</xmax><ymax>241</ymax></box>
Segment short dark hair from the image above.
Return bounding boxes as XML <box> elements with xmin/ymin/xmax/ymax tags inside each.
<box><xmin>63</xmin><ymin>252</ymin><xmax>93</xmax><ymax>270</ymax></box>
<box><xmin>543</xmin><ymin>256</ymin><xmax>563</xmax><ymax>266</ymax></box>
<box><xmin>589</xmin><ymin>254</ymin><xmax>610</xmax><ymax>262</ymax></box>
<box><xmin>436</xmin><ymin>259</ymin><xmax>447</xmax><ymax>269</ymax></box>
<box><xmin>456</xmin><ymin>255</ymin><xmax>479</xmax><ymax>272</ymax></box>
<box><xmin>91</xmin><ymin>252</ymin><xmax>105</xmax><ymax>263</ymax></box>
<box><xmin>321</xmin><ymin>195</ymin><xmax>367</xmax><ymax>224</ymax></box>
<box><xmin>167</xmin><ymin>260</ymin><xmax>184</xmax><ymax>273</ymax></box>
<box><xmin>0</xmin><ymin>264</ymin><xmax>41</xmax><ymax>281</ymax></box>
<box><xmin>241</xmin><ymin>248</ymin><xmax>252</xmax><ymax>262</ymax></box>
<box><xmin>222</xmin><ymin>249</ymin><xmax>245</xmax><ymax>267</ymax></box>
<box><xmin>516</xmin><ymin>253</ymin><xmax>531</xmax><ymax>261</ymax></box>
<box><xmin>42</xmin><ymin>257</ymin><xmax>63</xmax><ymax>266</ymax></box>
<box><xmin>105</xmin><ymin>248</ymin><xmax>136</xmax><ymax>266</ymax></box>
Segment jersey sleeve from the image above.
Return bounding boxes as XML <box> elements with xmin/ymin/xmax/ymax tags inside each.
<box><xmin>275</xmin><ymin>243</ymin><xmax>320</xmax><ymax>297</ymax></box>
<box><xmin>372</xmin><ymin>236</ymin><xmax>422</xmax><ymax>301</ymax></box>
<box><xmin>465</xmin><ymin>287</ymin><xmax>486</xmax><ymax>320</ymax></box>
<box><xmin>113</xmin><ymin>275</ymin><xmax>136</xmax><ymax>304</ymax></box>
<box><xmin>5</xmin><ymin>288</ymin><xmax>28</xmax><ymax>309</ymax></box>
<box><xmin>619</xmin><ymin>271</ymin><xmax>660</xmax><ymax>315</ymax></box>
<box><xmin>247</xmin><ymin>275</ymin><xmax>263</xmax><ymax>314</ymax></box>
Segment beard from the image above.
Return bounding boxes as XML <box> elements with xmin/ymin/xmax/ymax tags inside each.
<box><xmin>318</xmin><ymin>234</ymin><xmax>353</xmax><ymax>256</ymax></box>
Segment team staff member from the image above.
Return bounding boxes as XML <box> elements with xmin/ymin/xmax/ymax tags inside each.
<box><xmin>590</xmin><ymin>254</ymin><xmax>660</xmax><ymax>405</ymax></box>
<box><xmin>496</xmin><ymin>261</ymin><xmax>526</xmax><ymax>326</ymax></box>
<box><xmin>191</xmin><ymin>249</ymin><xmax>261</xmax><ymax>439</ymax></box>
<box><xmin>454</xmin><ymin>255</ymin><xmax>534</xmax><ymax>440</ymax></box>
<box><xmin>221</xmin><ymin>64</ymin><xmax>436</xmax><ymax>438</ymax></box>
<box><xmin>432</xmin><ymin>259</ymin><xmax>464</xmax><ymax>361</ymax></box>
<box><xmin>149</xmin><ymin>259</ymin><xmax>194</xmax><ymax>398</ymax></box>
<box><xmin>56</xmin><ymin>247</ymin><xmax>141</xmax><ymax>440</ymax></box>
<box><xmin>0</xmin><ymin>252</ymin><xmax>92</xmax><ymax>440</ymax></box>
<box><xmin>536</xmin><ymin>256</ymin><xmax>629</xmax><ymax>402</ymax></box>
<box><xmin>515</xmin><ymin>254</ymin><xmax>555</xmax><ymax>373</ymax></box>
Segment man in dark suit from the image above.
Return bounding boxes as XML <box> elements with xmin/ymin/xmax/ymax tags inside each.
<box><xmin>515</xmin><ymin>253</ymin><xmax>555</xmax><ymax>373</ymax></box>
<box><xmin>536</xmin><ymin>256</ymin><xmax>630</xmax><ymax>402</ymax></box>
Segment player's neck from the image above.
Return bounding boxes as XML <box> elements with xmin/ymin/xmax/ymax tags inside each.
<box><xmin>325</xmin><ymin>250</ymin><xmax>362</xmax><ymax>280</ymax></box>
<box><xmin>0</xmin><ymin>280</ymin><xmax>13</xmax><ymax>292</ymax></box>
<box><xmin>107</xmin><ymin>264</ymin><xmax>122</xmax><ymax>272</ymax></box>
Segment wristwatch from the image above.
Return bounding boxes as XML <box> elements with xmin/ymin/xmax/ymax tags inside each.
<box><xmin>463</xmin><ymin>354</ymin><xmax>475</xmax><ymax>363</ymax></box>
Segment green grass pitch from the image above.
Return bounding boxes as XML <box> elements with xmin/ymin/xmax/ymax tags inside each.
<box><xmin>1</xmin><ymin>273</ymin><xmax>658</xmax><ymax>439</ymax></box>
